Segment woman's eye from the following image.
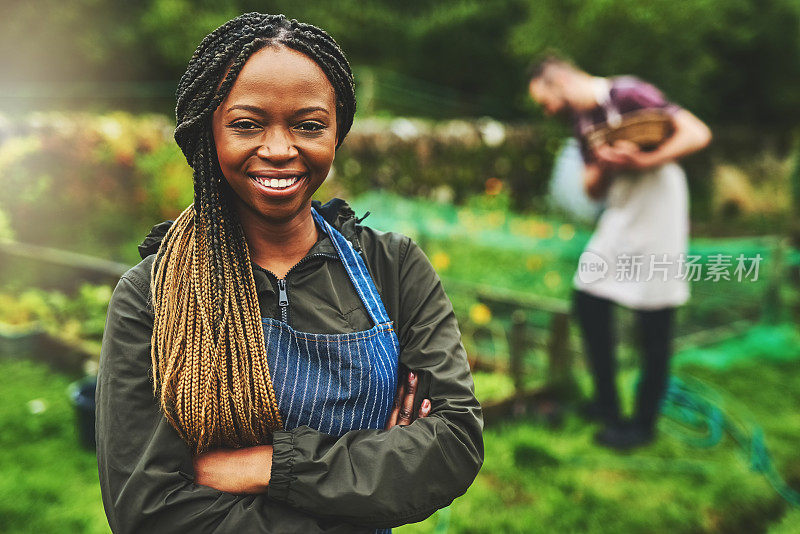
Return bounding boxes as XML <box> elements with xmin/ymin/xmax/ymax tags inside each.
<box><xmin>230</xmin><ymin>120</ymin><xmax>259</xmax><ymax>130</ymax></box>
<box><xmin>296</xmin><ymin>121</ymin><xmax>325</xmax><ymax>132</ymax></box>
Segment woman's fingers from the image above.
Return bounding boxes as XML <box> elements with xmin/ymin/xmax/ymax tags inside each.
<box><xmin>397</xmin><ymin>372</ymin><xmax>417</xmax><ymax>426</ymax></box>
<box><xmin>384</xmin><ymin>379</ymin><xmax>406</xmax><ymax>430</ymax></box>
<box><xmin>418</xmin><ymin>399</ymin><xmax>431</xmax><ymax>418</ymax></box>
<box><xmin>386</xmin><ymin>371</ymin><xmax>430</xmax><ymax>428</ymax></box>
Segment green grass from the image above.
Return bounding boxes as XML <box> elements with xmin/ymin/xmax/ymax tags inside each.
<box><xmin>1</xmin><ymin>337</ymin><xmax>799</xmax><ymax>533</ymax></box>
<box><xmin>0</xmin><ymin>359</ymin><xmax>109</xmax><ymax>533</ymax></box>
<box><xmin>396</xmin><ymin>346</ymin><xmax>800</xmax><ymax>533</ymax></box>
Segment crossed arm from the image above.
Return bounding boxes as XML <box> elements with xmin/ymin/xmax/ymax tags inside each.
<box><xmin>192</xmin><ymin>373</ymin><xmax>432</xmax><ymax>494</ymax></box>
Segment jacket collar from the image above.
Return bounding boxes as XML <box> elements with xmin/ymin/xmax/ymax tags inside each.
<box><xmin>137</xmin><ymin>198</ymin><xmax>362</xmax><ymax>260</ymax></box>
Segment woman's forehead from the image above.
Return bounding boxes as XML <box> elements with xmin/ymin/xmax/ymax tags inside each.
<box><xmin>222</xmin><ymin>45</ymin><xmax>336</xmax><ymax>114</ymax></box>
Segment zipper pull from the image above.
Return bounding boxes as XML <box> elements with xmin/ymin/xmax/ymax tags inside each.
<box><xmin>277</xmin><ymin>279</ymin><xmax>289</xmax><ymax>322</ymax></box>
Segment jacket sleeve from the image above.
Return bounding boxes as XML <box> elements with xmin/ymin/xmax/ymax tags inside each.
<box><xmin>95</xmin><ymin>271</ymin><xmax>367</xmax><ymax>534</ymax></box>
<box><xmin>267</xmin><ymin>238</ymin><xmax>484</xmax><ymax>528</ymax></box>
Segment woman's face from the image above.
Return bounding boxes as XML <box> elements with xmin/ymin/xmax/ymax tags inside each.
<box><xmin>211</xmin><ymin>45</ymin><xmax>337</xmax><ymax>225</ymax></box>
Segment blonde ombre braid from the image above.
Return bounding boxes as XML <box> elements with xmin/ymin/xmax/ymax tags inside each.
<box><xmin>150</xmin><ymin>205</ymin><xmax>283</xmax><ymax>453</ymax></box>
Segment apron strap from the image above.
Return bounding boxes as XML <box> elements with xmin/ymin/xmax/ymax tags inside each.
<box><xmin>311</xmin><ymin>207</ymin><xmax>392</xmax><ymax>326</ymax></box>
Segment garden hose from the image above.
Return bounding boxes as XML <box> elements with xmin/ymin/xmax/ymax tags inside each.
<box><xmin>433</xmin><ymin>505</ymin><xmax>451</xmax><ymax>534</ymax></box>
<box><xmin>662</xmin><ymin>375</ymin><xmax>800</xmax><ymax>508</ymax></box>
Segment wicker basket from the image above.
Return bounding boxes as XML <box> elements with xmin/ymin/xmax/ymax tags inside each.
<box><xmin>585</xmin><ymin>109</ymin><xmax>674</xmax><ymax>150</ymax></box>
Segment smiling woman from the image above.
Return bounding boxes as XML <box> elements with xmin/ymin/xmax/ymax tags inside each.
<box><xmin>95</xmin><ymin>12</ymin><xmax>483</xmax><ymax>534</ymax></box>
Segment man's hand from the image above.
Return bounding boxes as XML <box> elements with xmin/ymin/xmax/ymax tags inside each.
<box><xmin>193</xmin><ymin>445</ymin><xmax>273</xmax><ymax>494</ymax></box>
<box><xmin>385</xmin><ymin>371</ymin><xmax>431</xmax><ymax>428</ymax></box>
<box><xmin>593</xmin><ymin>140</ymin><xmax>651</xmax><ymax>171</ymax></box>
<box><xmin>593</xmin><ymin>110</ymin><xmax>712</xmax><ymax>173</ymax></box>
<box><xmin>584</xmin><ymin>162</ymin><xmax>611</xmax><ymax>200</ymax></box>
<box><xmin>593</xmin><ymin>142</ymin><xmax>633</xmax><ymax>169</ymax></box>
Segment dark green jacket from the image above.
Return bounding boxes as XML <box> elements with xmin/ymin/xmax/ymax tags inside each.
<box><xmin>95</xmin><ymin>200</ymin><xmax>484</xmax><ymax>533</ymax></box>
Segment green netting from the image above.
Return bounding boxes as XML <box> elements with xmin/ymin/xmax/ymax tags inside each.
<box><xmin>674</xmin><ymin>324</ymin><xmax>800</xmax><ymax>369</ymax></box>
<box><xmin>349</xmin><ymin>192</ymin><xmax>798</xmax><ymax>367</ymax></box>
<box><xmin>350</xmin><ymin>190</ymin><xmax>591</xmax><ymax>258</ymax></box>
<box><xmin>663</xmin><ymin>375</ymin><xmax>800</xmax><ymax>507</ymax></box>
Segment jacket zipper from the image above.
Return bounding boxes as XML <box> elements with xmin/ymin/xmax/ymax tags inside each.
<box><xmin>277</xmin><ymin>279</ymin><xmax>289</xmax><ymax>323</ymax></box>
<box><xmin>270</xmin><ymin>252</ymin><xmax>338</xmax><ymax>325</ymax></box>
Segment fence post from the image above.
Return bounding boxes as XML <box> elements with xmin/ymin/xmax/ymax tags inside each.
<box><xmin>763</xmin><ymin>239</ymin><xmax>787</xmax><ymax>324</ymax></box>
<box><xmin>547</xmin><ymin>312</ymin><xmax>579</xmax><ymax>400</ymax></box>
<box><xmin>509</xmin><ymin>310</ymin><xmax>527</xmax><ymax>398</ymax></box>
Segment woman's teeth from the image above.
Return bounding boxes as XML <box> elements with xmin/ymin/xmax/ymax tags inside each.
<box><xmin>252</xmin><ymin>176</ymin><xmax>301</xmax><ymax>189</ymax></box>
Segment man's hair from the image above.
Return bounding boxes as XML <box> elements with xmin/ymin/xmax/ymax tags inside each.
<box><xmin>526</xmin><ymin>52</ymin><xmax>578</xmax><ymax>82</ymax></box>
<box><xmin>151</xmin><ymin>13</ymin><xmax>356</xmax><ymax>454</ymax></box>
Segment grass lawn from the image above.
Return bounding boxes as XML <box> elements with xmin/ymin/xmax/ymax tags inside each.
<box><xmin>1</xmin><ymin>328</ymin><xmax>798</xmax><ymax>533</ymax></box>
<box><xmin>397</xmin><ymin>329</ymin><xmax>800</xmax><ymax>534</ymax></box>
<box><xmin>0</xmin><ymin>359</ymin><xmax>108</xmax><ymax>533</ymax></box>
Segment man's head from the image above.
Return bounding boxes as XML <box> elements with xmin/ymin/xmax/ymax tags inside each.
<box><xmin>528</xmin><ymin>56</ymin><xmax>594</xmax><ymax>115</ymax></box>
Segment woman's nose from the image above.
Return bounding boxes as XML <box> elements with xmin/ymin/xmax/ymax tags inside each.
<box><xmin>256</xmin><ymin>129</ymin><xmax>298</xmax><ymax>161</ymax></box>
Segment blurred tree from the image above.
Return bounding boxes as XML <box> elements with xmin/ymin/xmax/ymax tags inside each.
<box><xmin>510</xmin><ymin>0</ymin><xmax>800</xmax><ymax>136</ymax></box>
<box><xmin>1</xmin><ymin>0</ymin><xmax>798</xmax><ymax>136</ymax></box>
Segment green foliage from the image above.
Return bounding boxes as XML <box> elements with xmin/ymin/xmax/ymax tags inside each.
<box><xmin>335</xmin><ymin>117</ymin><xmax>557</xmax><ymax>208</ymax></box>
<box><xmin>4</xmin><ymin>0</ymin><xmax>800</xmax><ymax>136</ymax></box>
<box><xmin>0</xmin><ymin>285</ymin><xmax>112</xmax><ymax>344</ymax></box>
<box><xmin>0</xmin><ymin>113</ymin><xmax>190</xmax><ymax>264</ymax></box>
<box><xmin>510</xmin><ymin>0</ymin><xmax>800</xmax><ymax>134</ymax></box>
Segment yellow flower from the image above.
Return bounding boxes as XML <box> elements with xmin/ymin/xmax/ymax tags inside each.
<box><xmin>544</xmin><ymin>271</ymin><xmax>562</xmax><ymax>290</ymax></box>
<box><xmin>486</xmin><ymin>211</ymin><xmax>505</xmax><ymax>228</ymax></box>
<box><xmin>431</xmin><ymin>251</ymin><xmax>451</xmax><ymax>271</ymax></box>
<box><xmin>538</xmin><ymin>222</ymin><xmax>554</xmax><ymax>239</ymax></box>
<box><xmin>469</xmin><ymin>303</ymin><xmax>492</xmax><ymax>325</ymax></box>
<box><xmin>526</xmin><ymin>256</ymin><xmax>543</xmax><ymax>271</ymax></box>
<box><xmin>558</xmin><ymin>224</ymin><xmax>576</xmax><ymax>241</ymax></box>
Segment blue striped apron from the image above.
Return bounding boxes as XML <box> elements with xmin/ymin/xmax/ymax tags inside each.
<box><xmin>262</xmin><ymin>208</ymin><xmax>398</xmax><ymax>533</ymax></box>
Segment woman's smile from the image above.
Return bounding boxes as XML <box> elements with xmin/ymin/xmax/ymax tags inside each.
<box><xmin>248</xmin><ymin>171</ymin><xmax>308</xmax><ymax>196</ymax></box>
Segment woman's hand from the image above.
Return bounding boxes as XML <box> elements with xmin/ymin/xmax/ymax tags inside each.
<box><xmin>385</xmin><ymin>371</ymin><xmax>432</xmax><ymax>429</ymax></box>
<box><xmin>193</xmin><ymin>371</ymin><xmax>431</xmax><ymax>493</ymax></box>
<box><xmin>193</xmin><ymin>445</ymin><xmax>273</xmax><ymax>494</ymax></box>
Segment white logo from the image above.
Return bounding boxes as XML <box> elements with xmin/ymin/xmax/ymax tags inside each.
<box><xmin>577</xmin><ymin>251</ymin><xmax>609</xmax><ymax>284</ymax></box>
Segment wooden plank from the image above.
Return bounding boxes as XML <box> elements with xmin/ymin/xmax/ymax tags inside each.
<box><xmin>0</xmin><ymin>240</ymin><xmax>131</xmax><ymax>278</ymax></box>
<box><xmin>442</xmin><ymin>278</ymin><xmax>570</xmax><ymax>315</ymax></box>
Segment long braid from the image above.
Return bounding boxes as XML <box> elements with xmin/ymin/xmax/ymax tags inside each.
<box><xmin>150</xmin><ymin>13</ymin><xmax>356</xmax><ymax>454</ymax></box>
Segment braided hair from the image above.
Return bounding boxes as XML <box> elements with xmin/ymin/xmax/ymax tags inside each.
<box><xmin>150</xmin><ymin>13</ymin><xmax>356</xmax><ymax>454</ymax></box>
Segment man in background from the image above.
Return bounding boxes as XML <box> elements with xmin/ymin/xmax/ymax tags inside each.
<box><xmin>529</xmin><ymin>57</ymin><xmax>711</xmax><ymax>449</ymax></box>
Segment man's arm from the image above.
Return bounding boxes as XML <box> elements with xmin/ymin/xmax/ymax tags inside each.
<box><xmin>594</xmin><ymin>109</ymin><xmax>712</xmax><ymax>171</ymax></box>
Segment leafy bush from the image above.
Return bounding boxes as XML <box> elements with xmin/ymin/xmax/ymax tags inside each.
<box><xmin>0</xmin><ymin>285</ymin><xmax>112</xmax><ymax>344</ymax></box>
